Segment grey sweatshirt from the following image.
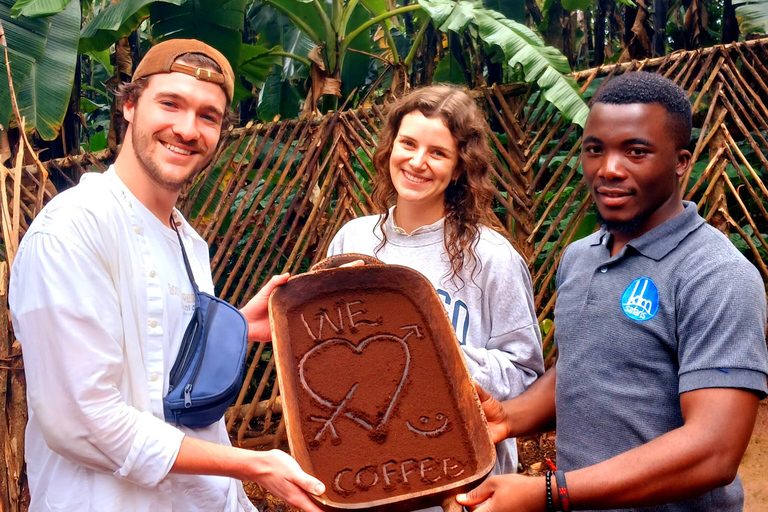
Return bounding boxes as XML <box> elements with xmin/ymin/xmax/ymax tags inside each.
<box><xmin>327</xmin><ymin>211</ymin><xmax>545</xmax><ymax>480</ymax></box>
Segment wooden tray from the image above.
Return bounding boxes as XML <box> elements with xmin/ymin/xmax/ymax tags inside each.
<box><xmin>269</xmin><ymin>262</ymin><xmax>496</xmax><ymax>512</ymax></box>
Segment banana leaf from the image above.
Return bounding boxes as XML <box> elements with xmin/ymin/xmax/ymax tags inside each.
<box><xmin>149</xmin><ymin>0</ymin><xmax>246</xmax><ymax>76</ymax></box>
<box><xmin>0</xmin><ymin>0</ymin><xmax>79</xmax><ymax>140</ymax></box>
<box><xmin>10</xmin><ymin>0</ymin><xmax>71</xmax><ymax>18</ymax></box>
<box><xmin>79</xmin><ymin>0</ymin><xmax>185</xmax><ymax>53</ymax></box>
<box><xmin>418</xmin><ymin>0</ymin><xmax>589</xmax><ymax>127</ymax></box>
<box><xmin>734</xmin><ymin>0</ymin><xmax>768</xmax><ymax>33</ymax></box>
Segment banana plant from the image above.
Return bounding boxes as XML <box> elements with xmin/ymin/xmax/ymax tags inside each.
<box><xmin>0</xmin><ymin>0</ymin><xmax>80</xmax><ymax>140</ymax></box>
<box><xmin>261</xmin><ymin>0</ymin><xmax>421</xmax><ymax>111</ymax></box>
<box><xmin>419</xmin><ymin>0</ymin><xmax>589</xmax><ymax>127</ymax></box>
<box><xmin>79</xmin><ymin>0</ymin><xmax>185</xmax><ymax>54</ymax></box>
<box><xmin>734</xmin><ymin>0</ymin><xmax>768</xmax><ymax>33</ymax></box>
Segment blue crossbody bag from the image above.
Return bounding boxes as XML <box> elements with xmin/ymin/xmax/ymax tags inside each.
<box><xmin>164</xmin><ymin>219</ymin><xmax>249</xmax><ymax>429</ymax></box>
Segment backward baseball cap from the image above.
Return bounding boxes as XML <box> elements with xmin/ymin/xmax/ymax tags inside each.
<box><xmin>132</xmin><ymin>38</ymin><xmax>235</xmax><ymax>102</ymax></box>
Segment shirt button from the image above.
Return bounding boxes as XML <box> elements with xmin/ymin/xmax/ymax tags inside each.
<box><xmin>134</xmin><ymin>226</ymin><xmax>141</xmax><ymax>235</ymax></box>
<box><xmin>149</xmin><ymin>319</ymin><xmax>158</xmax><ymax>328</ymax></box>
<box><xmin>149</xmin><ymin>270</ymin><xmax>156</xmax><ymax>278</ymax></box>
<box><xmin>149</xmin><ymin>373</ymin><xmax>159</xmax><ymax>382</ymax></box>
<box><xmin>600</xmin><ymin>266</ymin><xmax>608</xmax><ymax>273</ymax></box>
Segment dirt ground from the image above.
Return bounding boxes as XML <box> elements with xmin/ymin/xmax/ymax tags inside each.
<box><xmin>740</xmin><ymin>399</ymin><xmax>768</xmax><ymax>512</ymax></box>
<box><xmin>244</xmin><ymin>401</ymin><xmax>768</xmax><ymax>510</ymax></box>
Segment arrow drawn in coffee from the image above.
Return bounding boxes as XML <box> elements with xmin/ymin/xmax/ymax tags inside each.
<box><xmin>299</xmin><ymin>326</ymin><xmax>424</xmax><ymax>442</ymax></box>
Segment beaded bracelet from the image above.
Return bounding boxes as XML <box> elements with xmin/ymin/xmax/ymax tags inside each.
<box><xmin>545</xmin><ymin>471</ymin><xmax>555</xmax><ymax>512</ymax></box>
<box><xmin>554</xmin><ymin>469</ymin><xmax>571</xmax><ymax>512</ymax></box>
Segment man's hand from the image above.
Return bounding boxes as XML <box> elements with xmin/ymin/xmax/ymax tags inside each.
<box><xmin>240</xmin><ymin>273</ymin><xmax>290</xmax><ymax>342</ymax></box>
<box><xmin>456</xmin><ymin>474</ymin><xmax>545</xmax><ymax>512</ymax></box>
<box><xmin>173</xmin><ymin>438</ymin><xmax>326</xmax><ymax>512</ymax></box>
<box><xmin>474</xmin><ymin>382</ymin><xmax>510</xmax><ymax>444</ymax></box>
<box><xmin>247</xmin><ymin>449</ymin><xmax>326</xmax><ymax>512</ymax></box>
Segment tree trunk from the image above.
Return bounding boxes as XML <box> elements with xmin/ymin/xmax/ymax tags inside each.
<box><xmin>414</xmin><ymin>22</ymin><xmax>437</xmax><ymax>87</ymax></box>
<box><xmin>652</xmin><ymin>0</ymin><xmax>667</xmax><ymax>57</ymax></box>
<box><xmin>526</xmin><ymin>0</ymin><xmax>543</xmax><ymax>25</ymax></box>
<box><xmin>722</xmin><ymin>0</ymin><xmax>739</xmax><ymax>44</ymax></box>
<box><xmin>608</xmin><ymin>0</ymin><xmax>622</xmax><ymax>46</ymax></box>
<box><xmin>449</xmin><ymin>32</ymin><xmax>473</xmax><ymax>85</ymax></box>
<box><xmin>543</xmin><ymin>0</ymin><xmax>574</xmax><ymax>66</ymax></box>
<box><xmin>403</xmin><ymin>0</ymin><xmax>414</xmax><ymax>36</ymax></box>
<box><xmin>107</xmin><ymin>37</ymin><xmax>134</xmax><ymax>152</ymax></box>
<box><xmin>585</xmin><ymin>8</ymin><xmax>594</xmax><ymax>68</ymax></box>
<box><xmin>595</xmin><ymin>0</ymin><xmax>608</xmax><ymax>65</ymax></box>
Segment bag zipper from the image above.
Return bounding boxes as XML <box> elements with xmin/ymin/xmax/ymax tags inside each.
<box><xmin>181</xmin><ymin>300</ymin><xmax>219</xmax><ymax>408</ymax></box>
<box><xmin>168</xmin><ymin>308</ymin><xmax>202</xmax><ymax>391</ymax></box>
<box><xmin>174</xmin><ymin>385</ymin><xmax>242</xmax><ymax>428</ymax></box>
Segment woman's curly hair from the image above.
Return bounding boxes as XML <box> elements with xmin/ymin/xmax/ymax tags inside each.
<box><xmin>371</xmin><ymin>85</ymin><xmax>502</xmax><ymax>285</ymax></box>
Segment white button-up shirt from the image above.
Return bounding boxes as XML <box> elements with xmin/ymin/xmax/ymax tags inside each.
<box><xmin>9</xmin><ymin>168</ymin><xmax>255</xmax><ymax>511</ymax></box>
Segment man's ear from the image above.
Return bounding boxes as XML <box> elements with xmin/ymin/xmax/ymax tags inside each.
<box><xmin>123</xmin><ymin>98</ymin><xmax>136</xmax><ymax>124</ymax></box>
<box><xmin>676</xmin><ymin>149</ymin><xmax>692</xmax><ymax>178</ymax></box>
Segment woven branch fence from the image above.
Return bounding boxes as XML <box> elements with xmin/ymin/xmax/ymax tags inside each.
<box><xmin>2</xmin><ymin>37</ymin><xmax>768</xmax><ymax>511</ymax></box>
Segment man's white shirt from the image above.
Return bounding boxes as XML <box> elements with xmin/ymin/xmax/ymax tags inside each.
<box><xmin>9</xmin><ymin>167</ymin><xmax>255</xmax><ymax>511</ymax></box>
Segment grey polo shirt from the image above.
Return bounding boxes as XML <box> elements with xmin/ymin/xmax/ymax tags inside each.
<box><xmin>553</xmin><ymin>201</ymin><xmax>768</xmax><ymax>512</ymax></box>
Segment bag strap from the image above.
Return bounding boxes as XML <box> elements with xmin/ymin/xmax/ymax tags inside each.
<box><xmin>170</xmin><ymin>214</ymin><xmax>201</xmax><ymax>296</ymax></box>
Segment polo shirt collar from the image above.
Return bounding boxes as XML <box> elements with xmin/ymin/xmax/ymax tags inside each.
<box><xmin>591</xmin><ymin>201</ymin><xmax>704</xmax><ymax>261</ymax></box>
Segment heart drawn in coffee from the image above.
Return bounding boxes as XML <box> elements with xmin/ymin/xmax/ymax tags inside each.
<box><xmin>299</xmin><ymin>334</ymin><xmax>411</xmax><ymax>437</ymax></box>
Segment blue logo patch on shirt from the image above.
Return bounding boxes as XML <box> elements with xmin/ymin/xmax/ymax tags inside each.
<box><xmin>621</xmin><ymin>277</ymin><xmax>659</xmax><ymax>322</ymax></box>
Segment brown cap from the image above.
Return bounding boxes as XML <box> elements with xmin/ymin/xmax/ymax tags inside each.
<box><xmin>132</xmin><ymin>39</ymin><xmax>234</xmax><ymax>102</ymax></box>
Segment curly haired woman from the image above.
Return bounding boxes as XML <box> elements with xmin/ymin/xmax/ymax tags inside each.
<box><xmin>327</xmin><ymin>85</ymin><xmax>545</xmax><ymax>485</ymax></box>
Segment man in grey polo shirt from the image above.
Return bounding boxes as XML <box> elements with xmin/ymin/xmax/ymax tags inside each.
<box><xmin>456</xmin><ymin>72</ymin><xmax>768</xmax><ymax>511</ymax></box>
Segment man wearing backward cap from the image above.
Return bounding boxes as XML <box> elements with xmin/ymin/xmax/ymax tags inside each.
<box><xmin>9</xmin><ymin>39</ymin><xmax>325</xmax><ymax>511</ymax></box>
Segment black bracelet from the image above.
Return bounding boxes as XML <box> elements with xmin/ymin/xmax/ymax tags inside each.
<box><xmin>554</xmin><ymin>470</ymin><xmax>571</xmax><ymax>512</ymax></box>
<box><xmin>545</xmin><ymin>471</ymin><xmax>555</xmax><ymax>512</ymax></box>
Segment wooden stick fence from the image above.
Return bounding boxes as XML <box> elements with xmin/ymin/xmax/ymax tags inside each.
<box><xmin>1</xmin><ymin>37</ymin><xmax>767</xmax><ymax>510</ymax></box>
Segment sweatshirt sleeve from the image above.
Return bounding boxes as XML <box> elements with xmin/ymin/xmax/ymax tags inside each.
<box><xmin>327</xmin><ymin>224</ymin><xmax>346</xmax><ymax>257</ymax></box>
<box><xmin>9</xmin><ymin>226</ymin><xmax>184</xmax><ymax>488</ymax></box>
<box><xmin>460</xmin><ymin>242</ymin><xmax>544</xmax><ymax>401</ymax></box>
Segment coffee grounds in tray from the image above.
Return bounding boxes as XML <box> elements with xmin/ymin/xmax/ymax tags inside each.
<box><xmin>288</xmin><ymin>288</ymin><xmax>478</xmax><ymax>503</ymax></box>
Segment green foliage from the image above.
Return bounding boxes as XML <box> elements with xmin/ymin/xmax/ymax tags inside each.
<box><xmin>730</xmin><ymin>225</ymin><xmax>768</xmax><ymax>259</ymax></box>
<box><xmin>257</xmin><ymin>69</ymin><xmax>302</xmax><ymax>121</ymax></box>
<box><xmin>433</xmin><ymin>51</ymin><xmax>465</xmax><ymax>84</ymax></box>
<box><xmin>149</xmin><ymin>0</ymin><xmax>246</xmax><ymax>72</ymax></box>
<box><xmin>0</xmin><ymin>0</ymin><xmax>79</xmax><ymax>140</ymax></box>
<box><xmin>10</xmin><ymin>0</ymin><xmax>72</xmax><ymax>18</ymax></box>
<box><xmin>560</xmin><ymin>0</ymin><xmax>593</xmax><ymax>11</ymax></box>
<box><xmin>482</xmin><ymin>0</ymin><xmax>525</xmax><ymax>21</ymax></box>
<box><xmin>86</xmin><ymin>48</ymin><xmax>113</xmax><ymax>75</ymax></box>
<box><xmin>79</xmin><ymin>0</ymin><xmax>184</xmax><ymax>53</ymax></box>
<box><xmin>239</xmin><ymin>43</ymin><xmax>285</xmax><ymax>91</ymax></box>
<box><xmin>418</xmin><ymin>0</ymin><xmax>589</xmax><ymax>127</ymax></box>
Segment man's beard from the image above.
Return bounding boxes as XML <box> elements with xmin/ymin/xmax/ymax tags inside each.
<box><xmin>131</xmin><ymin>123</ymin><xmax>208</xmax><ymax>192</ymax></box>
<box><xmin>595</xmin><ymin>207</ymin><xmax>649</xmax><ymax>236</ymax></box>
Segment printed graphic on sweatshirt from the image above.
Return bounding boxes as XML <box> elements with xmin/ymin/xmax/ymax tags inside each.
<box><xmin>437</xmin><ymin>289</ymin><xmax>469</xmax><ymax>344</ymax></box>
<box><xmin>620</xmin><ymin>277</ymin><xmax>659</xmax><ymax>322</ymax></box>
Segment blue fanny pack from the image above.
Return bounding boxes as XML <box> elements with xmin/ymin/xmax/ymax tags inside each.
<box><xmin>164</xmin><ymin>219</ymin><xmax>248</xmax><ymax>429</ymax></box>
